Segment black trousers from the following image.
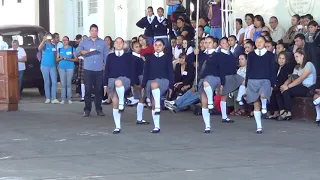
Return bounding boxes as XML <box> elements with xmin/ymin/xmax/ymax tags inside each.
<box><xmin>269</xmin><ymin>89</ymin><xmax>281</xmax><ymax>112</ymax></box>
<box><xmin>279</xmin><ymin>85</ymin><xmax>309</xmax><ymax>112</ymax></box>
<box><xmin>83</xmin><ymin>70</ymin><xmax>103</xmax><ymax>112</ymax></box>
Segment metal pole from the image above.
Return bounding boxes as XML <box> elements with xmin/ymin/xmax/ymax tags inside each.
<box><xmin>195</xmin><ymin>0</ymin><xmax>199</xmax><ymax>86</ymax></box>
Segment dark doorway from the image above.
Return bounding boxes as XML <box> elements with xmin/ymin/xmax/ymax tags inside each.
<box><xmin>39</xmin><ymin>0</ymin><xmax>50</xmax><ymax>32</ymax></box>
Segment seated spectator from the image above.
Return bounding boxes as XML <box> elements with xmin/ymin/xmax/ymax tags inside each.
<box><xmin>299</xmin><ymin>14</ymin><xmax>313</xmax><ymax>36</ymax></box>
<box><xmin>186</xmin><ymin>38</ymin><xmax>206</xmax><ymax>64</ymax></box>
<box><xmin>282</xmin><ymin>14</ymin><xmax>300</xmax><ymax>45</ymax></box>
<box><xmin>276</xmin><ymin>42</ymin><xmax>294</xmax><ymax>63</ymax></box>
<box><xmin>176</xmin><ymin>18</ymin><xmax>195</xmax><ymax>41</ymax></box>
<box><xmin>312</xmin><ymin>82</ymin><xmax>320</xmax><ymax>125</ymax></box>
<box><xmin>250</xmin><ymin>15</ymin><xmax>270</xmax><ymax>41</ymax></box>
<box><xmin>244</xmin><ymin>13</ymin><xmax>255</xmax><ymax>40</ymax></box>
<box><xmin>277</xmin><ymin>49</ymin><xmax>317</xmax><ymax>120</ymax></box>
<box><xmin>138</xmin><ymin>35</ymin><xmax>155</xmax><ymax>57</ymax></box>
<box><xmin>235</xmin><ymin>18</ymin><xmax>245</xmax><ymax>45</ymax></box>
<box><xmin>196</xmin><ymin>25</ymin><xmax>209</xmax><ymax>41</ymax></box>
<box><xmin>173</xmin><ymin>35</ymin><xmax>183</xmax><ymax>59</ymax></box>
<box><xmin>170</xmin><ymin>37</ymin><xmax>177</xmax><ymax>56</ymax></box>
<box><xmin>265</xmin><ymin>41</ymin><xmax>276</xmax><ymax>54</ymax></box>
<box><xmin>182</xmin><ymin>39</ymin><xmax>194</xmax><ymax>55</ymax></box>
<box><xmin>307</xmin><ymin>20</ymin><xmax>320</xmax><ymax>45</ymax></box>
<box><xmin>244</xmin><ymin>40</ymin><xmax>255</xmax><ymax>54</ymax></box>
<box><xmin>228</xmin><ymin>35</ymin><xmax>244</xmax><ymax>59</ymax></box>
<box><xmin>266</xmin><ymin>52</ymin><xmax>294</xmax><ymax>119</ymax></box>
<box><xmin>172</xmin><ymin>53</ymin><xmax>195</xmax><ymax>99</ymax></box>
<box><xmin>199</xmin><ymin>17</ymin><xmax>210</xmax><ymax>34</ymax></box>
<box><xmin>269</xmin><ymin>16</ymin><xmax>286</xmax><ymax>42</ymax></box>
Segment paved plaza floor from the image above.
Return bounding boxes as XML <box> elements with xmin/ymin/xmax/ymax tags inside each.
<box><xmin>0</xmin><ymin>89</ymin><xmax>319</xmax><ymax>179</ymax></box>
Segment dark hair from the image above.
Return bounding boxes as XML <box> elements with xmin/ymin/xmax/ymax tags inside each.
<box><xmin>292</xmin><ymin>14</ymin><xmax>301</xmax><ymax>21</ymax></box>
<box><xmin>245</xmin><ymin>39</ymin><xmax>255</xmax><ymax>47</ymax></box>
<box><xmin>276</xmin><ymin>42</ymin><xmax>285</xmax><ymax>49</ymax></box>
<box><xmin>294</xmin><ymin>49</ymin><xmax>308</xmax><ymax>68</ymax></box>
<box><xmin>219</xmin><ymin>37</ymin><xmax>229</xmax><ymax>45</ymax></box>
<box><xmin>270</xmin><ymin>16</ymin><xmax>278</xmax><ymax>22</ymax></box>
<box><xmin>132</xmin><ymin>41</ymin><xmax>141</xmax><ymax>49</ymax></box>
<box><xmin>182</xmin><ymin>40</ymin><xmax>191</xmax><ymax>52</ymax></box>
<box><xmin>198</xmin><ymin>25</ymin><xmax>204</xmax><ymax>31</ymax></box>
<box><xmin>236</xmin><ymin>18</ymin><xmax>243</xmax><ymax>26</ymax></box>
<box><xmin>138</xmin><ymin>34</ymin><xmax>149</xmax><ymax>46</ymax></box>
<box><xmin>179</xmin><ymin>52</ymin><xmax>187</xmax><ymax>59</ymax></box>
<box><xmin>239</xmin><ymin>53</ymin><xmax>248</xmax><ymax>60</ymax></box>
<box><xmin>206</xmin><ymin>36</ymin><xmax>218</xmax><ymax>44</ymax></box>
<box><xmin>157</xmin><ymin>7</ymin><xmax>164</xmax><ymax>12</ymax></box>
<box><xmin>115</xmin><ymin>37</ymin><xmax>125</xmax><ymax>43</ymax></box>
<box><xmin>89</xmin><ymin>24</ymin><xmax>99</xmax><ymax>31</ymax></box>
<box><xmin>264</xmin><ymin>35</ymin><xmax>273</xmax><ymax>42</ymax></box>
<box><xmin>228</xmin><ymin>35</ymin><xmax>237</xmax><ymax>41</ymax></box>
<box><xmin>245</xmin><ymin>13</ymin><xmax>254</xmax><ymax>23</ymax></box>
<box><xmin>277</xmin><ymin>51</ymin><xmax>289</xmax><ymax>65</ymax></box>
<box><xmin>308</xmin><ymin>20</ymin><xmax>318</xmax><ymax>27</ymax></box>
<box><xmin>294</xmin><ymin>33</ymin><xmax>305</xmax><ymax>41</ymax></box>
<box><xmin>147</xmin><ymin>6</ymin><xmax>153</xmax><ymax>12</ymax></box>
<box><xmin>52</xmin><ymin>33</ymin><xmax>59</xmax><ymax>39</ymax></box>
<box><xmin>177</xmin><ymin>17</ymin><xmax>185</xmax><ymax>23</ymax></box>
<box><xmin>261</xmin><ymin>31</ymin><xmax>270</xmax><ymax>36</ymax></box>
<box><xmin>199</xmin><ymin>17</ymin><xmax>209</xmax><ymax>25</ymax></box>
<box><xmin>104</xmin><ymin>36</ymin><xmax>114</xmax><ymax>48</ymax></box>
<box><xmin>154</xmin><ymin>39</ymin><xmax>165</xmax><ymax>46</ymax></box>
<box><xmin>256</xmin><ymin>35</ymin><xmax>266</xmax><ymax>42</ymax></box>
<box><xmin>254</xmin><ymin>15</ymin><xmax>265</xmax><ymax>27</ymax></box>
<box><xmin>62</xmin><ymin>36</ymin><xmax>69</xmax><ymax>41</ymax></box>
<box><xmin>304</xmin><ymin>14</ymin><xmax>313</xmax><ymax>21</ymax></box>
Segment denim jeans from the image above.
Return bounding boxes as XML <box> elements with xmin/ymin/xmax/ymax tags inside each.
<box><xmin>210</xmin><ymin>27</ymin><xmax>222</xmax><ymax>39</ymax></box>
<box><xmin>83</xmin><ymin>70</ymin><xmax>103</xmax><ymax>112</ymax></box>
<box><xmin>59</xmin><ymin>69</ymin><xmax>74</xmax><ymax>100</ymax></box>
<box><xmin>175</xmin><ymin>89</ymin><xmax>200</xmax><ymax>112</ymax></box>
<box><xmin>41</xmin><ymin>66</ymin><xmax>57</xmax><ymax>100</ymax></box>
<box><xmin>18</xmin><ymin>70</ymin><xmax>24</xmax><ymax>93</ymax></box>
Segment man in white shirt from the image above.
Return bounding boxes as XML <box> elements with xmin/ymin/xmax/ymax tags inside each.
<box><xmin>9</xmin><ymin>40</ymin><xmax>27</xmax><ymax>95</ymax></box>
<box><xmin>269</xmin><ymin>16</ymin><xmax>286</xmax><ymax>42</ymax></box>
<box><xmin>0</xmin><ymin>38</ymin><xmax>9</xmax><ymax>50</ymax></box>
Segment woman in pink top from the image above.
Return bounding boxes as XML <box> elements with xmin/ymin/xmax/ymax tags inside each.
<box><xmin>244</xmin><ymin>13</ymin><xmax>255</xmax><ymax>40</ymax></box>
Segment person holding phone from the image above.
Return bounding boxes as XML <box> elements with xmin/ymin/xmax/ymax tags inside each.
<box><xmin>38</xmin><ymin>33</ymin><xmax>60</xmax><ymax>104</ymax></box>
<box><xmin>56</xmin><ymin>36</ymin><xmax>78</xmax><ymax>104</ymax></box>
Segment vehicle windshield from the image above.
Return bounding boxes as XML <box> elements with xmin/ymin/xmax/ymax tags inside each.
<box><xmin>0</xmin><ymin>30</ymin><xmax>45</xmax><ymax>48</ymax></box>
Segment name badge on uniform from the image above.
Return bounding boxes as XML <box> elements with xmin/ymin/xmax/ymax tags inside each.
<box><xmin>52</xmin><ymin>48</ymin><xmax>56</xmax><ymax>51</ymax></box>
<box><xmin>182</xmin><ymin>71</ymin><xmax>188</xmax><ymax>76</ymax></box>
<box><xmin>90</xmin><ymin>48</ymin><xmax>96</xmax><ymax>52</ymax></box>
<box><xmin>155</xmin><ymin>25</ymin><xmax>158</xmax><ymax>28</ymax></box>
<box><xmin>66</xmin><ymin>52</ymin><xmax>72</xmax><ymax>55</ymax></box>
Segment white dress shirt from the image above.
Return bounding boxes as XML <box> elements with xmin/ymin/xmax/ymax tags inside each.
<box><xmin>9</xmin><ymin>47</ymin><xmax>26</xmax><ymax>71</ymax></box>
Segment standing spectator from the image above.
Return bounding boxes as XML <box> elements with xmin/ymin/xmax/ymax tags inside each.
<box><xmin>83</xmin><ymin>35</ymin><xmax>88</xmax><ymax>40</ymax></box>
<box><xmin>74</xmin><ymin>34</ymin><xmax>82</xmax><ymax>99</ymax></box>
<box><xmin>104</xmin><ymin>36</ymin><xmax>114</xmax><ymax>53</ymax></box>
<box><xmin>76</xmin><ymin>24</ymin><xmax>109</xmax><ymax>117</ymax></box>
<box><xmin>136</xmin><ymin>6</ymin><xmax>155</xmax><ymax>45</ymax></box>
<box><xmin>199</xmin><ymin>17</ymin><xmax>211</xmax><ymax>35</ymax></box>
<box><xmin>244</xmin><ymin>13</ymin><xmax>255</xmax><ymax>40</ymax></box>
<box><xmin>208</xmin><ymin>0</ymin><xmax>222</xmax><ymax>39</ymax></box>
<box><xmin>52</xmin><ymin>33</ymin><xmax>63</xmax><ymax>51</ymax></box>
<box><xmin>10</xmin><ymin>40</ymin><xmax>27</xmax><ymax>95</ymax></box>
<box><xmin>299</xmin><ymin>14</ymin><xmax>313</xmax><ymax>36</ymax></box>
<box><xmin>153</xmin><ymin>7</ymin><xmax>169</xmax><ymax>48</ymax></box>
<box><xmin>38</xmin><ymin>33</ymin><xmax>60</xmax><ymax>104</ymax></box>
<box><xmin>282</xmin><ymin>14</ymin><xmax>300</xmax><ymax>45</ymax></box>
<box><xmin>74</xmin><ymin>34</ymin><xmax>82</xmax><ymax>48</ymax></box>
<box><xmin>235</xmin><ymin>18</ymin><xmax>245</xmax><ymax>45</ymax></box>
<box><xmin>269</xmin><ymin>16</ymin><xmax>286</xmax><ymax>42</ymax></box>
<box><xmin>57</xmin><ymin>36</ymin><xmax>77</xmax><ymax>104</ymax></box>
<box><xmin>0</xmin><ymin>37</ymin><xmax>8</xmax><ymax>50</ymax></box>
<box><xmin>250</xmin><ymin>15</ymin><xmax>270</xmax><ymax>41</ymax></box>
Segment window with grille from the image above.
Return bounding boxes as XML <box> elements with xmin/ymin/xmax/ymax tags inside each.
<box><xmin>88</xmin><ymin>0</ymin><xmax>98</xmax><ymax>15</ymax></box>
<box><xmin>77</xmin><ymin>1</ymin><xmax>83</xmax><ymax>27</ymax></box>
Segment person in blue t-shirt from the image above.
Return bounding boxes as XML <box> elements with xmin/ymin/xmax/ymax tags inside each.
<box><xmin>38</xmin><ymin>33</ymin><xmax>60</xmax><ymax>104</ymax></box>
<box><xmin>57</xmin><ymin>36</ymin><xmax>78</xmax><ymax>104</ymax></box>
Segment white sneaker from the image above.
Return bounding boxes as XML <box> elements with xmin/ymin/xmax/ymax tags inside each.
<box><xmin>51</xmin><ymin>99</ymin><xmax>60</xmax><ymax>104</ymax></box>
<box><xmin>60</xmin><ymin>100</ymin><xmax>65</xmax><ymax>104</ymax></box>
<box><xmin>44</xmin><ymin>99</ymin><xmax>51</xmax><ymax>104</ymax></box>
<box><xmin>68</xmin><ymin>100</ymin><xmax>73</xmax><ymax>104</ymax></box>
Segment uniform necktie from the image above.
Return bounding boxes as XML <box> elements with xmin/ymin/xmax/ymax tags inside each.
<box><xmin>157</xmin><ymin>53</ymin><xmax>160</xmax><ymax>57</ymax></box>
<box><xmin>259</xmin><ymin>50</ymin><xmax>261</xmax><ymax>56</ymax></box>
<box><xmin>118</xmin><ymin>52</ymin><xmax>120</xmax><ymax>57</ymax></box>
<box><xmin>159</xmin><ymin>17</ymin><xmax>162</xmax><ymax>22</ymax></box>
<box><xmin>149</xmin><ymin>18</ymin><xmax>151</xmax><ymax>22</ymax></box>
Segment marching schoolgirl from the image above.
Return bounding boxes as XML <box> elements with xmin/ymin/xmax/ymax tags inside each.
<box><xmin>136</xmin><ymin>6</ymin><xmax>155</xmax><ymax>45</ymax></box>
<box><xmin>217</xmin><ymin>37</ymin><xmax>244</xmax><ymax>123</ymax></box>
<box><xmin>130</xmin><ymin>41</ymin><xmax>150</xmax><ymax>125</ymax></box>
<box><xmin>141</xmin><ymin>39</ymin><xmax>174</xmax><ymax>133</ymax></box>
<box><xmin>197</xmin><ymin>36</ymin><xmax>220</xmax><ymax>133</ymax></box>
<box><xmin>104</xmin><ymin>37</ymin><xmax>137</xmax><ymax>134</ymax></box>
<box><xmin>245</xmin><ymin>36</ymin><xmax>276</xmax><ymax>134</ymax></box>
<box><xmin>153</xmin><ymin>7</ymin><xmax>169</xmax><ymax>48</ymax></box>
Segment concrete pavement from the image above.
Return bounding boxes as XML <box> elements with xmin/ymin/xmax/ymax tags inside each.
<box><xmin>0</xmin><ymin>89</ymin><xmax>319</xmax><ymax>179</ymax></box>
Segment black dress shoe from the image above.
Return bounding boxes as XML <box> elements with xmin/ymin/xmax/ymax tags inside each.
<box><xmin>113</xmin><ymin>129</ymin><xmax>121</xmax><ymax>134</ymax></box>
<box><xmin>137</xmin><ymin>120</ymin><xmax>150</xmax><ymax>125</ymax></box>
<box><xmin>119</xmin><ymin>104</ymin><xmax>125</xmax><ymax>113</ymax></box>
<box><xmin>83</xmin><ymin>111</ymin><xmax>90</xmax><ymax>117</ymax></box>
<box><xmin>97</xmin><ymin>111</ymin><xmax>105</xmax><ymax>116</ymax></box>
<box><xmin>151</xmin><ymin>128</ymin><xmax>160</xmax><ymax>133</ymax></box>
<box><xmin>222</xmin><ymin>118</ymin><xmax>234</xmax><ymax>123</ymax></box>
<box><xmin>204</xmin><ymin>129</ymin><xmax>211</xmax><ymax>133</ymax></box>
<box><xmin>256</xmin><ymin>129</ymin><xmax>263</xmax><ymax>134</ymax></box>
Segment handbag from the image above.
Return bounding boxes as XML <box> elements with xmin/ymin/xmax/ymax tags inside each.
<box><xmin>288</xmin><ymin>74</ymin><xmax>299</xmax><ymax>82</ymax></box>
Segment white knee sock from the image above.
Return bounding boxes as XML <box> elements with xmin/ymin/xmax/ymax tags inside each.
<box><xmin>204</xmin><ymin>86</ymin><xmax>213</xmax><ymax>105</ymax></box>
<box><xmin>116</xmin><ymin>86</ymin><xmax>125</xmax><ymax>105</ymax></box>
<box><xmin>316</xmin><ymin>105</ymin><xmax>320</xmax><ymax>120</ymax></box>
<box><xmin>137</xmin><ymin>103</ymin><xmax>144</xmax><ymax>121</ymax></box>
<box><xmin>113</xmin><ymin>109</ymin><xmax>121</xmax><ymax>129</ymax></box>
<box><xmin>81</xmin><ymin>84</ymin><xmax>85</xmax><ymax>98</ymax></box>
<box><xmin>254</xmin><ymin>111</ymin><xmax>262</xmax><ymax>129</ymax></box>
<box><xmin>261</xmin><ymin>98</ymin><xmax>267</xmax><ymax>109</ymax></box>
<box><xmin>152</xmin><ymin>110</ymin><xmax>160</xmax><ymax>129</ymax></box>
<box><xmin>202</xmin><ymin>108</ymin><xmax>211</xmax><ymax>128</ymax></box>
<box><xmin>313</xmin><ymin>97</ymin><xmax>320</xmax><ymax>106</ymax></box>
<box><xmin>220</xmin><ymin>101</ymin><xmax>227</xmax><ymax>119</ymax></box>
<box><xmin>237</xmin><ymin>85</ymin><xmax>246</xmax><ymax>102</ymax></box>
<box><xmin>152</xmin><ymin>88</ymin><xmax>161</xmax><ymax>109</ymax></box>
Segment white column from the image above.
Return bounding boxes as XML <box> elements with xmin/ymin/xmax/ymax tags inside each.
<box><xmin>103</xmin><ymin>0</ymin><xmax>116</xmax><ymax>37</ymax></box>
<box><xmin>49</xmin><ymin>0</ymin><xmax>56</xmax><ymax>33</ymax></box>
<box><xmin>98</xmin><ymin>0</ymin><xmax>105</xmax><ymax>38</ymax></box>
<box><xmin>127</xmin><ymin>0</ymin><xmax>145</xmax><ymax>39</ymax></box>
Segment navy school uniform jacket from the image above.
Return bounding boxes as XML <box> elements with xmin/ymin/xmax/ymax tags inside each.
<box><xmin>274</xmin><ymin>63</ymin><xmax>295</xmax><ymax>89</ymax></box>
<box><xmin>217</xmin><ymin>51</ymin><xmax>238</xmax><ymax>86</ymax></box>
<box><xmin>141</xmin><ymin>53</ymin><xmax>174</xmax><ymax>89</ymax></box>
<box><xmin>136</xmin><ymin>16</ymin><xmax>155</xmax><ymax>37</ymax></box>
<box><xmin>131</xmin><ymin>53</ymin><xmax>145</xmax><ymax>77</ymax></box>
<box><xmin>245</xmin><ymin>50</ymin><xmax>277</xmax><ymax>87</ymax></box>
<box><xmin>104</xmin><ymin>53</ymin><xmax>137</xmax><ymax>86</ymax></box>
<box><xmin>152</xmin><ymin>16</ymin><xmax>169</xmax><ymax>37</ymax></box>
<box><xmin>200</xmin><ymin>52</ymin><xmax>220</xmax><ymax>79</ymax></box>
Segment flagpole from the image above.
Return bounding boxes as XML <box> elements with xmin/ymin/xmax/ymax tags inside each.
<box><xmin>195</xmin><ymin>0</ymin><xmax>200</xmax><ymax>87</ymax></box>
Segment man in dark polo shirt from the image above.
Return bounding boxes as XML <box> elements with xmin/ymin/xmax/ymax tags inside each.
<box><xmin>207</xmin><ymin>0</ymin><xmax>222</xmax><ymax>39</ymax></box>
